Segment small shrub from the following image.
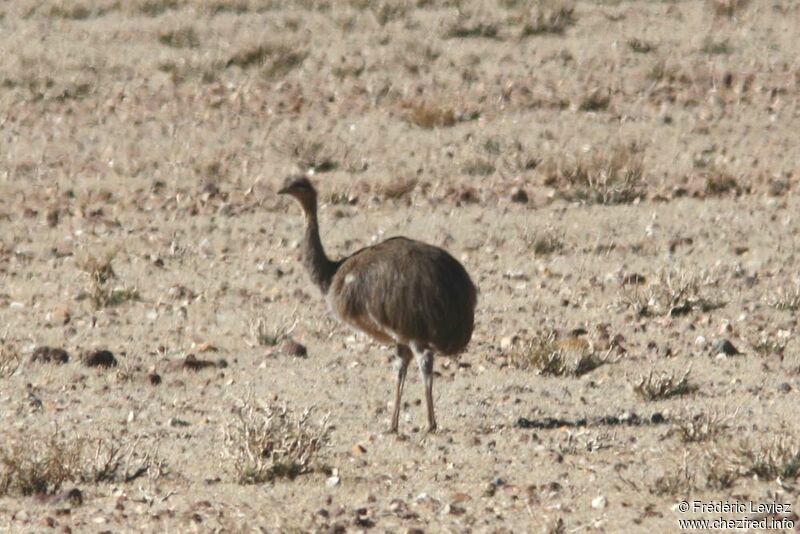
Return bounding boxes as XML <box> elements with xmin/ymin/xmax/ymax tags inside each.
<box><xmin>222</xmin><ymin>399</ymin><xmax>331</xmax><ymax>484</ymax></box>
<box><xmin>519</xmin><ymin>0</ymin><xmax>575</xmax><ymax>36</ymax></box>
<box><xmin>706</xmin><ymin>0</ymin><xmax>749</xmax><ymax>18</ymax></box>
<box><xmin>0</xmin><ymin>339</ymin><xmax>20</xmax><ymax>378</ymax></box>
<box><xmin>700</xmin><ymin>36</ymin><xmax>732</xmax><ymax>55</ymax></box>
<box><xmin>524</xmin><ymin>227</ymin><xmax>564</xmax><ymax>256</ymax></box>
<box><xmin>273</xmin><ymin>130</ymin><xmax>340</xmax><ymax>172</ymax></box>
<box><xmin>634</xmin><ymin>369</ymin><xmax>696</xmax><ymax>401</ymax></box>
<box><xmin>669</xmin><ymin>411</ymin><xmax>732</xmax><ymax>443</ymax></box>
<box><xmin>0</xmin><ymin>432</ymin><xmax>161</xmax><ymax>497</ymax></box>
<box><xmin>158</xmin><ymin>27</ymin><xmax>199</xmax><ymax>49</ymax></box>
<box><xmin>381</xmin><ymin>178</ymin><xmax>418</xmax><ymax>200</ymax></box>
<box><xmin>404</xmin><ymin>102</ymin><xmax>457</xmax><ymax>129</ymax></box>
<box><xmin>249</xmin><ymin>315</ymin><xmax>295</xmax><ymax>347</ymax></box>
<box><xmin>650</xmin><ymin>455</ymin><xmax>696</xmax><ymax>496</ymax></box>
<box><xmin>226</xmin><ymin>42</ymin><xmax>307</xmax><ymax>79</ymax></box>
<box><xmin>578</xmin><ymin>88</ymin><xmax>610</xmax><ymax>112</ymax></box>
<box><xmin>543</xmin><ymin>144</ymin><xmax>645</xmax><ymax>205</ymax></box>
<box><xmin>627</xmin><ymin>38</ymin><xmax>655</xmax><ymax>54</ymax></box>
<box><xmin>770</xmin><ymin>280</ymin><xmax>800</xmax><ymax>311</ymax></box>
<box><xmin>444</xmin><ymin>11</ymin><xmax>498</xmax><ymax>39</ymax></box>
<box><xmin>511</xmin><ymin>332</ymin><xmax>610</xmax><ymax>376</ymax></box>
<box><xmin>731</xmin><ymin>437</ymin><xmax>800</xmax><ymax>480</ymax></box>
<box><xmin>80</xmin><ymin>252</ymin><xmax>139</xmax><ymax>309</ymax></box>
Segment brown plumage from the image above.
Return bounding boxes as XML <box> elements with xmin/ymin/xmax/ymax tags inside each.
<box><xmin>278</xmin><ymin>176</ymin><xmax>477</xmax><ymax>432</ymax></box>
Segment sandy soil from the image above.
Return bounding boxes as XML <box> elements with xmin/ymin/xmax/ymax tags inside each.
<box><xmin>1</xmin><ymin>0</ymin><xmax>800</xmax><ymax>532</ymax></box>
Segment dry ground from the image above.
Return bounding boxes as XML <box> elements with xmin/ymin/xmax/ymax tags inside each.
<box><xmin>1</xmin><ymin>0</ymin><xmax>800</xmax><ymax>532</ymax></box>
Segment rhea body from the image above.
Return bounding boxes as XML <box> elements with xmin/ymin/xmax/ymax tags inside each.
<box><xmin>278</xmin><ymin>177</ymin><xmax>477</xmax><ymax>432</ymax></box>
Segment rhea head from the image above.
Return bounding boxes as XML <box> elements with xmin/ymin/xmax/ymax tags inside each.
<box><xmin>278</xmin><ymin>175</ymin><xmax>317</xmax><ymax>214</ymax></box>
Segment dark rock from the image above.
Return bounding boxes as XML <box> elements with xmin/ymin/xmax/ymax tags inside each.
<box><xmin>650</xmin><ymin>412</ymin><xmax>665</xmax><ymax>424</ymax></box>
<box><xmin>714</xmin><ymin>339</ymin><xmax>741</xmax><ymax>356</ymax></box>
<box><xmin>281</xmin><ymin>339</ymin><xmax>307</xmax><ymax>357</ymax></box>
<box><xmin>510</xmin><ymin>187</ymin><xmax>529</xmax><ymax>204</ymax></box>
<box><xmin>82</xmin><ymin>350</ymin><xmax>116</xmax><ymax>368</ymax></box>
<box><xmin>31</xmin><ymin>346</ymin><xmax>69</xmax><ymax>364</ymax></box>
<box><xmin>148</xmin><ymin>373</ymin><xmax>162</xmax><ymax>385</ymax></box>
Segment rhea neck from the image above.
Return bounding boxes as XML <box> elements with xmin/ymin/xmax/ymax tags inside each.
<box><xmin>297</xmin><ymin>195</ymin><xmax>338</xmax><ymax>294</ymax></box>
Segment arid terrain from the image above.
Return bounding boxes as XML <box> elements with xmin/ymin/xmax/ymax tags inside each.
<box><xmin>1</xmin><ymin>0</ymin><xmax>800</xmax><ymax>532</ymax></box>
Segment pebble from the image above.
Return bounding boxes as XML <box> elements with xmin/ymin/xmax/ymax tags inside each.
<box><xmin>326</xmin><ymin>476</ymin><xmax>340</xmax><ymax>487</ymax></box>
<box><xmin>592</xmin><ymin>495</ymin><xmax>608</xmax><ymax>509</ymax></box>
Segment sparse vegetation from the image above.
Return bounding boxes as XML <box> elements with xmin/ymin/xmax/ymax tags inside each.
<box><xmin>578</xmin><ymin>88</ymin><xmax>610</xmax><ymax>112</ymax></box>
<box><xmin>524</xmin><ymin>227</ymin><xmax>564</xmax><ymax>256</ymax></box>
<box><xmin>511</xmin><ymin>331</ymin><xmax>611</xmax><ymax>376</ymax></box>
<box><xmin>273</xmin><ymin>129</ymin><xmax>341</xmax><ymax>172</ymax></box>
<box><xmin>249</xmin><ymin>314</ymin><xmax>296</xmax><ymax>347</ymax></box>
<box><xmin>403</xmin><ymin>101</ymin><xmax>458</xmax><ymax>129</ymax></box>
<box><xmin>381</xmin><ymin>177</ymin><xmax>418</xmax><ymax>200</ymax></box>
<box><xmin>650</xmin><ymin>455</ymin><xmax>696</xmax><ymax>496</ymax></box>
<box><xmin>0</xmin><ymin>338</ymin><xmax>20</xmax><ymax>378</ymax></box>
<box><xmin>669</xmin><ymin>411</ymin><xmax>732</xmax><ymax>443</ymax></box>
<box><xmin>222</xmin><ymin>399</ymin><xmax>331</xmax><ymax>484</ymax></box>
<box><xmin>706</xmin><ymin>0</ymin><xmax>749</xmax><ymax>18</ymax></box>
<box><xmin>80</xmin><ymin>252</ymin><xmax>139</xmax><ymax>309</ymax></box>
<box><xmin>634</xmin><ymin>369</ymin><xmax>696</xmax><ymax>401</ymax></box>
<box><xmin>158</xmin><ymin>26</ymin><xmax>199</xmax><ymax>49</ymax></box>
<box><xmin>543</xmin><ymin>143</ymin><xmax>645</xmax><ymax>205</ymax></box>
<box><xmin>627</xmin><ymin>38</ymin><xmax>655</xmax><ymax>54</ymax></box>
<box><xmin>226</xmin><ymin>42</ymin><xmax>307</xmax><ymax>78</ymax></box>
<box><xmin>444</xmin><ymin>11</ymin><xmax>499</xmax><ymax>39</ymax></box>
<box><xmin>0</xmin><ymin>432</ymin><xmax>162</xmax><ymax>497</ymax></box>
<box><xmin>518</xmin><ymin>1</ymin><xmax>575</xmax><ymax>37</ymax></box>
<box><xmin>700</xmin><ymin>36</ymin><xmax>732</xmax><ymax>55</ymax></box>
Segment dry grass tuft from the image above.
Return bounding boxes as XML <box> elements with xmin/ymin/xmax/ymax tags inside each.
<box><xmin>650</xmin><ymin>455</ymin><xmax>696</xmax><ymax>496</ymax></box>
<box><xmin>627</xmin><ymin>38</ymin><xmax>655</xmax><ymax>54</ymax></box>
<box><xmin>543</xmin><ymin>144</ymin><xmax>645</xmax><ymax>205</ymax></box>
<box><xmin>404</xmin><ymin>102</ymin><xmax>457</xmax><ymax>129</ymax></box>
<box><xmin>769</xmin><ymin>280</ymin><xmax>800</xmax><ymax>311</ymax></box>
<box><xmin>578</xmin><ymin>88</ymin><xmax>610</xmax><ymax>112</ymax></box>
<box><xmin>158</xmin><ymin>26</ymin><xmax>200</xmax><ymax>49</ymax></box>
<box><xmin>381</xmin><ymin>177</ymin><xmax>418</xmax><ymax>200</ymax></box>
<box><xmin>524</xmin><ymin>227</ymin><xmax>564</xmax><ymax>256</ymax></box>
<box><xmin>222</xmin><ymin>399</ymin><xmax>331</xmax><ymax>484</ymax></box>
<box><xmin>80</xmin><ymin>252</ymin><xmax>139</xmax><ymax>309</ymax></box>
<box><xmin>706</xmin><ymin>0</ymin><xmax>749</xmax><ymax>18</ymax></box>
<box><xmin>700</xmin><ymin>36</ymin><xmax>732</xmax><ymax>55</ymax></box>
<box><xmin>444</xmin><ymin>11</ymin><xmax>499</xmax><ymax>39</ymax></box>
<box><xmin>623</xmin><ymin>270</ymin><xmax>724</xmax><ymax>318</ymax></box>
<box><xmin>669</xmin><ymin>411</ymin><xmax>733</xmax><ymax>443</ymax></box>
<box><xmin>0</xmin><ymin>338</ymin><xmax>20</xmax><ymax>378</ymax></box>
<box><xmin>730</xmin><ymin>437</ymin><xmax>800</xmax><ymax>480</ymax></box>
<box><xmin>518</xmin><ymin>0</ymin><xmax>576</xmax><ymax>37</ymax></box>
<box><xmin>226</xmin><ymin>42</ymin><xmax>307</xmax><ymax>78</ymax></box>
<box><xmin>272</xmin><ymin>127</ymin><xmax>342</xmax><ymax>172</ymax></box>
<box><xmin>634</xmin><ymin>368</ymin><xmax>696</xmax><ymax>401</ymax></box>
<box><xmin>704</xmin><ymin>168</ymin><xmax>742</xmax><ymax>196</ymax></box>
<box><xmin>248</xmin><ymin>314</ymin><xmax>296</xmax><ymax>347</ymax></box>
<box><xmin>511</xmin><ymin>332</ymin><xmax>610</xmax><ymax>377</ymax></box>
<box><xmin>0</xmin><ymin>432</ymin><xmax>163</xmax><ymax>497</ymax></box>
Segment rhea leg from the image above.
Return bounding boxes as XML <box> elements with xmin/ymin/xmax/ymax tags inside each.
<box><xmin>390</xmin><ymin>344</ymin><xmax>413</xmax><ymax>433</ymax></box>
<box><xmin>412</xmin><ymin>343</ymin><xmax>436</xmax><ymax>432</ymax></box>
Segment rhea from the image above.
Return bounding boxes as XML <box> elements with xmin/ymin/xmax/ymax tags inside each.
<box><xmin>278</xmin><ymin>176</ymin><xmax>477</xmax><ymax>432</ymax></box>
